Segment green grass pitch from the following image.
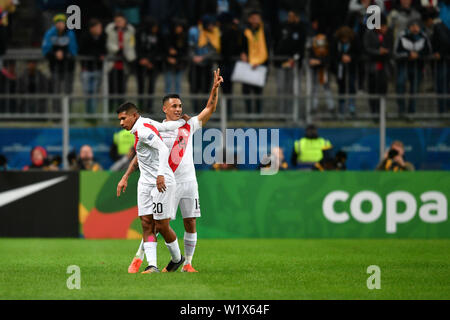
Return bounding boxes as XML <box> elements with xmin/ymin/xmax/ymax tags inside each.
<box><xmin>1</xmin><ymin>238</ymin><xmax>449</xmax><ymax>300</ymax></box>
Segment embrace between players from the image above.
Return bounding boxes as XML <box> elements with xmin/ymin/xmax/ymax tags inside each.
<box><xmin>116</xmin><ymin>69</ymin><xmax>223</xmax><ymax>273</ymax></box>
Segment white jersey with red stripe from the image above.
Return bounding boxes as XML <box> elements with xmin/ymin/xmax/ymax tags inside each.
<box><xmin>130</xmin><ymin>116</ymin><xmax>185</xmax><ymax>186</ymax></box>
<box><xmin>160</xmin><ymin>116</ymin><xmax>202</xmax><ymax>183</ymax></box>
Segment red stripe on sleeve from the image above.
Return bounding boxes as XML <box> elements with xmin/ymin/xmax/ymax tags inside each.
<box><xmin>143</xmin><ymin>123</ymin><xmax>163</xmax><ymax>140</ymax></box>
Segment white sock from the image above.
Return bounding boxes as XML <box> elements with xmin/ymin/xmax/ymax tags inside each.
<box><xmin>143</xmin><ymin>241</ymin><xmax>157</xmax><ymax>267</ymax></box>
<box><xmin>165</xmin><ymin>238</ymin><xmax>182</xmax><ymax>263</ymax></box>
<box><xmin>136</xmin><ymin>240</ymin><xmax>145</xmax><ymax>260</ymax></box>
<box><xmin>184</xmin><ymin>232</ymin><xmax>197</xmax><ymax>265</ymax></box>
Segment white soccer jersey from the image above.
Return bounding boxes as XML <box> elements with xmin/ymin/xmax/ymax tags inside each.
<box><xmin>160</xmin><ymin>116</ymin><xmax>202</xmax><ymax>183</ymax></box>
<box><xmin>130</xmin><ymin>116</ymin><xmax>185</xmax><ymax>186</ymax></box>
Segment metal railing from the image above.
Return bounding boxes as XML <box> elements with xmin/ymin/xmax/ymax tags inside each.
<box><xmin>1</xmin><ymin>54</ymin><xmax>449</xmax><ymax>169</ymax></box>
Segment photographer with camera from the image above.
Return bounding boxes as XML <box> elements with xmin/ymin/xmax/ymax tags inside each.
<box><xmin>376</xmin><ymin>140</ymin><xmax>415</xmax><ymax>171</ymax></box>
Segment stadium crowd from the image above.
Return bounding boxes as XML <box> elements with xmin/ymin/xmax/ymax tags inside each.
<box><xmin>0</xmin><ymin>0</ymin><xmax>449</xmax><ymax>116</ymax></box>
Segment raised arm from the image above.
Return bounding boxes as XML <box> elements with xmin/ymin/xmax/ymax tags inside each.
<box><xmin>197</xmin><ymin>68</ymin><xmax>224</xmax><ymax>126</ymax></box>
<box><xmin>117</xmin><ymin>155</ymin><xmax>139</xmax><ymax>197</ymax></box>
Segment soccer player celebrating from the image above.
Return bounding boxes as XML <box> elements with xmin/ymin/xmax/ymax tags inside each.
<box><xmin>116</xmin><ymin>102</ymin><xmax>188</xmax><ymax>273</ymax></box>
<box><xmin>126</xmin><ymin>68</ymin><xmax>224</xmax><ymax>273</ymax></box>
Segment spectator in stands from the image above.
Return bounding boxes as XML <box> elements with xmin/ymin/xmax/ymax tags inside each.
<box><xmin>23</xmin><ymin>146</ymin><xmax>59</xmax><ymax>171</ymax></box>
<box><xmin>110</xmin><ymin>128</ymin><xmax>135</xmax><ymax>162</ymax></box>
<box><xmin>79</xmin><ymin>18</ymin><xmax>107</xmax><ymax>115</ymax></box>
<box><xmin>364</xmin><ymin>14</ymin><xmax>394</xmax><ymax>115</ymax></box>
<box><xmin>347</xmin><ymin>0</ymin><xmax>385</xmax><ymax>92</ymax></box>
<box><xmin>309</xmin><ymin>30</ymin><xmax>335</xmax><ymax>113</ymax></box>
<box><xmin>0</xmin><ymin>0</ymin><xmax>16</xmax><ymax>67</ymax></box>
<box><xmin>331</xmin><ymin>26</ymin><xmax>359</xmax><ymax>116</ymax></box>
<box><xmin>394</xmin><ymin>18</ymin><xmax>431</xmax><ymax>116</ymax></box>
<box><xmin>42</xmin><ymin>13</ymin><xmax>78</xmax><ymax>112</ymax></box>
<box><xmin>240</xmin><ymin>11</ymin><xmax>270</xmax><ymax>114</ymax></box>
<box><xmin>78</xmin><ymin>144</ymin><xmax>103</xmax><ymax>171</ymax></box>
<box><xmin>17</xmin><ymin>59</ymin><xmax>50</xmax><ymax>113</ymax></box>
<box><xmin>432</xmin><ymin>12</ymin><xmax>450</xmax><ymax>114</ymax></box>
<box><xmin>291</xmin><ymin>124</ymin><xmax>332</xmax><ymax>167</ymax></box>
<box><xmin>376</xmin><ymin>140</ymin><xmax>415</xmax><ymax>171</ymax></box>
<box><xmin>164</xmin><ymin>19</ymin><xmax>189</xmax><ymax>95</ymax></box>
<box><xmin>111</xmin><ymin>0</ymin><xmax>142</xmax><ymax>26</ymax></box>
<box><xmin>110</xmin><ymin>147</ymin><xmax>135</xmax><ymax>171</ymax></box>
<box><xmin>310</xmin><ymin>0</ymin><xmax>350</xmax><ymax>38</ymax></box>
<box><xmin>136</xmin><ymin>17</ymin><xmax>162</xmax><ymax>113</ymax></box>
<box><xmin>0</xmin><ymin>59</ymin><xmax>16</xmax><ymax>113</ymax></box>
<box><xmin>388</xmin><ymin>0</ymin><xmax>421</xmax><ymax>41</ymax></box>
<box><xmin>105</xmin><ymin>12</ymin><xmax>136</xmax><ymax>109</ymax></box>
<box><xmin>188</xmin><ymin>14</ymin><xmax>221</xmax><ymax>113</ymax></box>
<box><xmin>260</xmin><ymin>147</ymin><xmax>289</xmax><ymax>172</ymax></box>
<box><xmin>0</xmin><ymin>154</ymin><xmax>8</xmax><ymax>171</ymax></box>
<box><xmin>274</xmin><ymin>10</ymin><xmax>306</xmax><ymax>113</ymax></box>
<box><xmin>219</xmin><ymin>12</ymin><xmax>243</xmax><ymax>118</ymax></box>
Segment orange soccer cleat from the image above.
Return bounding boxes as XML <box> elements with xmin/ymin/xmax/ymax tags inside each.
<box><xmin>128</xmin><ymin>257</ymin><xmax>143</xmax><ymax>273</ymax></box>
<box><xmin>181</xmin><ymin>264</ymin><xmax>198</xmax><ymax>273</ymax></box>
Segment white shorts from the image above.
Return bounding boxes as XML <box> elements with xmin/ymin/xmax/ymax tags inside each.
<box><xmin>174</xmin><ymin>181</ymin><xmax>201</xmax><ymax>219</ymax></box>
<box><xmin>137</xmin><ymin>182</ymin><xmax>176</xmax><ymax>220</ymax></box>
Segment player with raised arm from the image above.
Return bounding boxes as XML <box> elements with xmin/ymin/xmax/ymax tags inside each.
<box><xmin>116</xmin><ymin>102</ymin><xmax>188</xmax><ymax>274</ymax></box>
<box><xmin>125</xmin><ymin>68</ymin><xmax>223</xmax><ymax>273</ymax></box>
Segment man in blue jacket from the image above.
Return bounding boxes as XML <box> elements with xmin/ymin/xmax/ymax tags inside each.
<box><xmin>42</xmin><ymin>13</ymin><xmax>78</xmax><ymax>111</ymax></box>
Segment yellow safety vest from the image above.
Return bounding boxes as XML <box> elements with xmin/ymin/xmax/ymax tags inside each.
<box><xmin>294</xmin><ymin>137</ymin><xmax>331</xmax><ymax>163</ymax></box>
<box><xmin>113</xmin><ymin>129</ymin><xmax>135</xmax><ymax>156</ymax></box>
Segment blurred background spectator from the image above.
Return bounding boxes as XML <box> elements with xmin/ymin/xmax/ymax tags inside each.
<box><xmin>79</xmin><ymin>18</ymin><xmax>106</xmax><ymax>115</ymax></box>
<box><xmin>23</xmin><ymin>146</ymin><xmax>60</xmax><ymax>171</ymax></box>
<box><xmin>364</xmin><ymin>14</ymin><xmax>393</xmax><ymax>116</ymax></box>
<box><xmin>135</xmin><ymin>17</ymin><xmax>162</xmax><ymax>113</ymax></box>
<box><xmin>309</xmin><ymin>29</ymin><xmax>335</xmax><ymax>113</ymax></box>
<box><xmin>41</xmin><ymin>13</ymin><xmax>78</xmax><ymax>112</ymax></box>
<box><xmin>240</xmin><ymin>11</ymin><xmax>270</xmax><ymax>114</ymax></box>
<box><xmin>291</xmin><ymin>124</ymin><xmax>332</xmax><ymax>168</ymax></box>
<box><xmin>331</xmin><ymin>26</ymin><xmax>359</xmax><ymax>116</ymax></box>
<box><xmin>260</xmin><ymin>146</ymin><xmax>289</xmax><ymax>172</ymax></box>
<box><xmin>78</xmin><ymin>145</ymin><xmax>103</xmax><ymax>171</ymax></box>
<box><xmin>218</xmin><ymin>12</ymin><xmax>242</xmax><ymax>117</ymax></box>
<box><xmin>0</xmin><ymin>0</ymin><xmax>16</xmax><ymax>67</ymax></box>
<box><xmin>274</xmin><ymin>10</ymin><xmax>306</xmax><ymax>113</ymax></box>
<box><xmin>394</xmin><ymin>18</ymin><xmax>431</xmax><ymax>117</ymax></box>
<box><xmin>164</xmin><ymin>19</ymin><xmax>189</xmax><ymax>95</ymax></box>
<box><xmin>188</xmin><ymin>14</ymin><xmax>221</xmax><ymax>113</ymax></box>
<box><xmin>376</xmin><ymin>140</ymin><xmax>415</xmax><ymax>171</ymax></box>
<box><xmin>110</xmin><ymin>128</ymin><xmax>135</xmax><ymax>163</ymax></box>
<box><xmin>17</xmin><ymin>59</ymin><xmax>50</xmax><ymax>113</ymax></box>
<box><xmin>105</xmin><ymin>12</ymin><xmax>136</xmax><ymax>109</ymax></box>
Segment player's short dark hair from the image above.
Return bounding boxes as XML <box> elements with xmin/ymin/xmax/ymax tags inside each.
<box><xmin>116</xmin><ymin>101</ymin><xmax>138</xmax><ymax>114</ymax></box>
<box><xmin>162</xmin><ymin>94</ymin><xmax>181</xmax><ymax>105</ymax></box>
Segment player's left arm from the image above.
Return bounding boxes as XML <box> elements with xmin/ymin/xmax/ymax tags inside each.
<box><xmin>197</xmin><ymin>68</ymin><xmax>224</xmax><ymax>126</ymax></box>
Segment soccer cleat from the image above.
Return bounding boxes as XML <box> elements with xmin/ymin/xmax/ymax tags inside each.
<box><xmin>141</xmin><ymin>265</ymin><xmax>160</xmax><ymax>274</ymax></box>
<box><xmin>181</xmin><ymin>264</ymin><xmax>198</xmax><ymax>273</ymax></box>
<box><xmin>128</xmin><ymin>257</ymin><xmax>143</xmax><ymax>273</ymax></box>
<box><xmin>162</xmin><ymin>255</ymin><xmax>185</xmax><ymax>272</ymax></box>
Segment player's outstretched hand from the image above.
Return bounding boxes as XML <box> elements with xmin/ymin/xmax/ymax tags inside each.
<box><xmin>182</xmin><ymin>114</ymin><xmax>191</xmax><ymax>122</ymax></box>
<box><xmin>213</xmin><ymin>68</ymin><xmax>224</xmax><ymax>89</ymax></box>
<box><xmin>117</xmin><ymin>178</ymin><xmax>128</xmax><ymax>197</ymax></box>
<box><xmin>156</xmin><ymin>175</ymin><xmax>166</xmax><ymax>193</ymax></box>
